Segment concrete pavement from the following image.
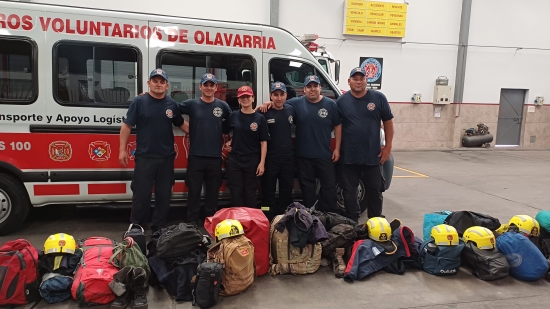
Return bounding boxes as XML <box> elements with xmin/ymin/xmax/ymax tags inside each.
<box><xmin>3</xmin><ymin>149</ymin><xmax>550</xmax><ymax>308</ymax></box>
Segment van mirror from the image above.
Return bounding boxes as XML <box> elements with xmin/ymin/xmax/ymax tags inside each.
<box><xmin>335</xmin><ymin>60</ymin><xmax>341</xmax><ymax>84</ymax></box>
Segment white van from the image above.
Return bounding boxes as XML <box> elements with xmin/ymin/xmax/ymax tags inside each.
<box><xmin>0</xmin><ymin>1</ymin><xmax>348</xmax><ymax>234</ymax></box>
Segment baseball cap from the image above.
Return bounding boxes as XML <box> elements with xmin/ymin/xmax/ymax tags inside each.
<box><xmin>270</xmin><ymin>82</ymin><xmax>287</xmax><ymax>93</ymax></box>
<box><xmin>349</xmin><ymin>67</ymin><xmax>366</xmax><ymax>77</ymax></box>
<box><xmin>201</xmin><ymin>73</ymin><xmax>218</xmax><ymax>85</ymax></box>
<box><xmin>304</xmin><ymin>75</ymin><xmax>321</xmax><ymax>86</ymax></box>
<box><xmin>150</xmin><ymin>68</ymin><xmax>168</xmax><ymax>81</ymax></box>
<box><xmin>237</xmin><ymin>85</ymin><xmax>254</xmax><ymax>97</ymax></box>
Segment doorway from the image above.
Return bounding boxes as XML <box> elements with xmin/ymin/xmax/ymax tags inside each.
<box><xmin>496</xmin><ymin>89</ymin><xmax>526</xmax><ymax>146</ymax></box>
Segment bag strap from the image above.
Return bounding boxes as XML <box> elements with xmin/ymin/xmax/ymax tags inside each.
<box><xmin>109</xmin><ymin>243</ymin><xmax>127</xmax><ymax>268</ymax></box>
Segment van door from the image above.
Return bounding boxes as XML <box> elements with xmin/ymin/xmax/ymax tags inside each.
<box><xmin>147</xmin><ymin>20</ymin><xmax>263</xmax><ymax>198</ymax></box>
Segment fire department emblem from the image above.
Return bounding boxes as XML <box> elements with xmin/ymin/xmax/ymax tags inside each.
<box><xmin>310</xmin><ymin>76</ymin><xmax>316</xmax><ymax>81</ymax></box>
<box><xmin>207</xmin><ymin>74</ymin><xmax>213</xmax><ymax>79</ymax></box>
<box><xmin>318</xmin><ymin>108</ymin><xmax>328</xmax><ymax>118</ymax></box>
<box><xmin>362</xmin><ymin>58</ymin><xmax>382</xmax><ymax>83</ymax></box>
<box><xmin>49</xmin><ymin>141</ymin><xmax>72</xmax><ymax>162</ymax></box>
<box><xmin>288</xmin><ymin>115</ymin><xmax>293</xmax><ymax>124</ymax></box>
<box><xmin>250</xmin><ymin>122</ymin><xmax>258</xmax><ymax>131</ymax></box>
<box><xmin>174</xmin><ymin>143</ymin><xmax>179</xmax><ymax>158</ymax></box>
<box><xmin>276</xmin><ymin>82</ymin><xmax>281</xmax><ymax>87</ymax></box>
<box><xmin>213</xmin><ymin>107</ymin><xmax>223</xmax><ymax>117</ymax></box>
<box><xmin>89</xmin><ymin>141</ymin><xmax>111</xmax><ymax>162</ymax></box>
<box><xmin>367</xmin><ymin>103</ymin><xmax>376</xmax><ymax>111</ymax></box>
<box><xmin>126</xmin><ymin>142</ymin><xmax>137</xmax><ymax>160</ymax></box>
<box><xmin>166</xmin><ymin>109</ymin><xmax>173</xmax><ymax>118</ymax></box>
<box><xmin>240</xmin><ymin>86</ymin><xmax>248</xmax><ymax>91</ymax></box>
<box><xmin>156</xmin><ymin>69</ymin><xmax>163</xmax><ymax>75</ymax></box>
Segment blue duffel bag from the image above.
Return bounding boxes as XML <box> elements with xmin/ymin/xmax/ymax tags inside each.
<box><xmin>496</xmin><ymin>232</ymin><xmax>548</xmax><ymax>281</ymax></box>
<box><xmin>418</xmin><ymin>238</ymin><xmax>465</xmax><ymax>276</ymax></box>
<box><xmin>39</xmin><ymin>273</ymin><xmax>73</xmax><ymax>304</ymax></box>
<box><xmin>422</xmin><ymin>211</ymin><xmax>452</xmax><ymax>241</ymax></box>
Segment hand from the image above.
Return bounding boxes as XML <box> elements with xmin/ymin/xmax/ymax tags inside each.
<box><xmin>332</xmin><ymin>148</ymin><xmax>340</xmax><ymax>162</ymax></box>
<box><xmin>256</xmin><ymin>163</ymin><xmax>265</xmax><ymax>176</ymax></box>
<box><xmin>379</xmin><ymin>147</ymin><xmax>391</xmax><ymax>164</ymax></box>
<box><xmin>256</xmin><ymin>101</ymin><xmax>273</xmax><ymax>113</ymax></box>
<box><xmin>224</xmin><ymin>141</ymin><xmax>232</xmax><ymax>152</ymax></box>
<box><xmin>119</xmin><ymin>149</ymin><xmax>129</xmax><ymax>167</ymax></box>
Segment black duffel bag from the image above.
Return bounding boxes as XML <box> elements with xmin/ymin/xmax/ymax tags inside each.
<box><xmin>444</xmin><ymin>211</ymin><xmax>501</xmax><ymax>236</ymax></box>
<box><xmin>462</xmin><ymin>242</ymin><xmax>509</xmax><ymax>281</ymax></box>
<box><xmin>156</xmin><ymin>223</ymin><xmax>206</xmax><ymax>263</ymax></box>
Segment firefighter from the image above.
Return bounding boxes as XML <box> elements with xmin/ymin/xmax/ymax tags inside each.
<box><xmin>119</xmin><ymin>68</ymin><xmax>186</xmax><ymax>232</ymax></box>
<box><xmin>336</xmin><ymin>67</ymin><xmax>394</xmax><ymax>221</ymax></box>
<box><xmin>223</xmin><ymin>86</ymin><xmax>269</xmax><ymax>208</ymax></box>
<box><xmin>259</xmin><ymin>82</ymin><xmax>296</xmax><ymax>217</ymax></box>
<box><xmin>179</xmin><ymin>73</ymin><xmax>232</xmax><ymax>226</ymax></box>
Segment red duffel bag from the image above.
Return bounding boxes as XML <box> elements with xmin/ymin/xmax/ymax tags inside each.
<box><xmin>205</xmin><ymin>207</ymin><xmax>270</xmax><ymax>276</ymax></box>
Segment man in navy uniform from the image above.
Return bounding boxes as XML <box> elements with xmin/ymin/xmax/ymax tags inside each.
<box><xmin>179</xmin><ymin>73</ymin><xmax>232</xmax><ymax>225</ymax></box>
<box><xmin>259</xmin><ymin>82</ymin><xmax>296</xmax><ymax>217</ymax></box>
<box><xmin>119</xmin><ymin>68</ymin><xmax>186</xmax><ymax>232</ymax></box>
<box><xmin>337</xmin><ymin>67</ymin><xmax>394</xmax><ymax>222</ymax></box>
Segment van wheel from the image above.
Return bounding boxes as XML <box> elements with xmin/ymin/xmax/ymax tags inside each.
<box><xmin>0</xmin><ymin>173</ymin><xmax>31</xmax><ymax>235</ymax></box>
<box><xmin>336</xmin><ymin>180</ymin><xmax>367</xmax><ymax>214</ymax></box>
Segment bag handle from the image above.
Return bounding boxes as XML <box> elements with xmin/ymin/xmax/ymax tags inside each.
<box><xmin>128</xmin><ymin>224</ymin><xmax>144</xmax><ymax>234</ymax></box>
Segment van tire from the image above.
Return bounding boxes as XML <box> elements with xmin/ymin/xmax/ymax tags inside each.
<box><xmin>0</xmin><ymin>173</ymin><xmax>31</xmax><ymax>235</ymax></box>
<box><xmin>336</xmin><ymin>180</ymin><xmax>367</xmax><ymax>214</ymax></box>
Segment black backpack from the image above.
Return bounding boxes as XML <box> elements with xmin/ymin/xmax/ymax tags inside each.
<box><xmin>192</xmin><ymin>262</ymin><xmax>223</xmax><ymax>309</ymax></box>
<box><xmin>461</xmin><ymin>242</ymin><xmax>509</xmax><ymax>281</ymax></box>
<box><xmin>321</xmin><ymin>224</ymin><xmax>357</xmax><ymax>258</ymax></box>
<box><xmin>156</xmin><ymin>223</ymin><xmax>206</xmax><ymax>263</ymax></box>
<box><xmin>444</xmin><ymin>211</ymin><xmax>501</xmax><ymax>236</ymax></box>
<box><xmin>123</xmin><ymin>224</ymin><xmax>146</xmax><ymax>256</ymax></box>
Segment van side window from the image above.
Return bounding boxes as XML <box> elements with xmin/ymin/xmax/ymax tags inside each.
<box><xmin>54</xmin><ymin>42</ymin><xmax>141</xmax><ymax>107</ymax></box>
<box><xmin>158</xmin><ymin>51</ymin><xmax>255</xmax><ymax>110</ymax></box>
<box><xmin>0</xmin><ymin>37</ymin><xmax>37</xmax><ymax>104</ymax></box>
<box><xmin>269</xmin><ymin>58</ymin><xmax>338</xmax><ymax>100</ymax></box>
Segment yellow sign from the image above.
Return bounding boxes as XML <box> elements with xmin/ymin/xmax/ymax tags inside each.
<box><xmin>343</xmin><ymin>1</ymin><xmax>407</xmax><ymax>37</ymax></box>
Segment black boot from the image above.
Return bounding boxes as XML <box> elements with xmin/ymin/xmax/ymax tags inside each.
<box><xmin>131</xmin><ymin>267</ymin><xmax>148</xmax><ymax>309</ymax></box>
<box><xmin>110</xmin><ymin>266</ymin><xmax>133</xmax><ymax>309</ymax></box>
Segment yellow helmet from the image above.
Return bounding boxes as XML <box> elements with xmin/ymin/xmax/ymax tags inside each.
<box><xmin>508</xmin><ymin>215</ymin><xmax>540</xmax><ymax>237</ymax></box>
<box><xmin>215</xmin><ymin>219</ymin><xmax>245</xmax><ymax>241</ymax></box>
<box><xmin>430</xmin><ymin>224</ymin><xmax>459</xmax><ymax>246</ymax></box>
<box><xmin>44</xmin><ymin>233</ymin><xmax>76</xmax><ymax>254</ymax></box>
<box><xmin>495</xmin><ymin>224</ymin><xmax>509</xmax><ymax>235</ymax></box>
<box><xmin>367</xmin><ymin>217</ymin><xmax>392</xmax><ymax>242</ymax></box>
<box><xmin>463</xmin><ymin>226</ymin><xmax>495</xmax><ymax>250</ymax></box>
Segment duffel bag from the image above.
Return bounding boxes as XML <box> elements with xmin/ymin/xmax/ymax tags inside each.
<box><xmin>462</xmin><ymin>242</ymin><xmax>509</xmax><ymax>281</ymax></box>
<box><xmin>496</xmin><ymin>232</ymin><xmax>548</xmax><ymax>281</ymax></box>
<box><xmin>39</xmin><ymin>273</ymin><xmax>73</xmax><ymax>304</ymax></box>
<box><xmin>444</xmin><ymin>211</ymin><xmax>501</xmax><ymax>236</ymax></box>
<box><xmin>418</xmin><ymin>238</ymin><xmax>464</xmax><ymax>276</ymax></box>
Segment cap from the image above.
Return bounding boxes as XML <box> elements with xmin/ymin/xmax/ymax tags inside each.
<box><xmin>270</xmin><ymin>82</ymin><xmax>287</xmax><ymax>93</ymax></box>
<box><xmin>200</xmin><ymin>73</ymin><xmax>218</xmax><ymax>85</ymax></box>
<box><xmin>304</xmin><ymin>75</ymin><xmax>320</xmax><ymax>86</ymax></box>
<box><xmin>349</xmin><ymin>67</ymin><xmax>366</xmax><ymax>77</ymax></box>
<box><xmin>237</xmin><ymin>85</ymin><xmax>254</xmax><ymax>97</ymax></box>
<box><xmin>150</xmin><ymin>68</ymin><xmax>168</xmax><ymax>81</ymax></box>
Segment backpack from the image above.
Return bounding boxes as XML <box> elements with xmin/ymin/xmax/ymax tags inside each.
<box><xmin>496</xmin><ymin>232</ymin><xmax>548</xmax><ymax>281</ymax></box>
<box><xmin>269</xmin><ymin>215</ymin><xmax>322</xmax><ymax>275</ymax></box>
<box><xmin>321</xmin><ymin>224</ymin><xmax>357</xmax><ymax>258</ymax></box>
<box><xmin>123</xmin><ymin>223</ymin><xmax>147</xmax><ymax>256</ymax></box>
<box><xmin>207</xmin><ymin>235</ymin><xmax>255</xmax><ymax>296</ymax></box>
<box><xmin>192</xmin><ymin>262</ymin><xmax>223</xmax><ymax>308</ymax></box>
<box><xmin>462</xmin><ymin>242</ymin><xmax>509</xmax><ymax>281</ymax></box>
<box><xmin>109</xmin><ymin>238</ymin><xmax>151</xmax><ymax>281</ymax></box>
<box><xmin>157</xmin><ymin>223</ymin><xmax>205</xmax><ymax>263</ymax></box>
<box><xmin>444</xmin><ymin>211</ymin><xmax>501</xmax><ymax>236</ymax></box>
<box><xmin>418</xmin><ymin>238</ymin><xmax>464</xmax><ymax>276</ymax></box>
<box><xmin>0</xmin><ymin>239</ymin><xmax>41</xmax><ymax>306</ymax></box>
<box><xmin>71</xmin><ymin>237</ymin><xmax>119</xmax><ymax>306</ymax></box>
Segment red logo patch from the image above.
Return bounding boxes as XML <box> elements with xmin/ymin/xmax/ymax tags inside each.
<box><xmin>447</xmin><ymin>235</ymin><xmax>453</xmax><ymax>240</ymax></box>
<box><xmin>250</xmin><ymin>122</ymin><xmax>258</xmax><ymax>131</ymax></box>
<box><xmin>49</xmin><ymin>141</ymin><xmax>72</xmax><ymax>162</ymax></box>
<box><xmin>240</xmin><ymin>249</ymin><xmax>249</xmax><ymax>256</ymax></box>
<box><xmin>89</xmin><ymin>141</ymin><xmax>111</xmax><ymax>162</ymax></box>
<box><xmin>58</xmin><ymin>240</ymin><xmax>66</xmax><ymax>247</ymax></box>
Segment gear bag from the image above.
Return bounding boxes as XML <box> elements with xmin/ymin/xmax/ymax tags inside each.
<box><xmin>109</xmin><ymin>238</ymin><xmax>151</xmax><ymax>282</ymax></box>
<box><xmin>71</xmin><ymin>237</ymin><xmax>118</xmax><ymax>306</ymax></box>
<box><xmin>444</xmin><ymin>211</ymin><xmax>501</xmax><ymax>236</ymax></box>
<box><xmin>422</xmin><ymin>211</ymin><xmax>452</xmax><ymax>241</ymax></box>
<box><xmin>39</xmin><ymin>273</ymin><xmax>73</xmax><ymax>304</ymax></box>
<box><xmin>321</xmin><ymin>224</ymin><xmax>357</xmax><ymax>259</ymax></box>
<box><xmin>192</xmin><ymin>262</ymin><xmax>223</xmax><ymax>308</ymax></box>
<box><xmin>496</xmin><ymin>232</ymin><xmax>548</xmax><ymax>281</ymax></box>
<box><xmin>156</xmin><ymin>223</ymin><xmax>205</xmax><ymax>263</ymax></box>
<box><xmin>418</xmin><ymin>238</ymin><xmax>464</xmax><ymax>276</ymax></box>
<box><xmin>207</xmin><ymin>235</ymin><xmax>255</xmax><ymax>296</ymax></box>
<box><xmin>462</xmin><ymin>242</ymin><xmax>509</xmax><ymax>281</ymax></box>
<box><xmin>0</xmin><ymin>239</ymin><xmax>41</xmax><ymax>306</ymax></box>
<box><xmin>269</xmin><ymin>215</ymin><xmax>322</xmax><ymax>275</ymax></box>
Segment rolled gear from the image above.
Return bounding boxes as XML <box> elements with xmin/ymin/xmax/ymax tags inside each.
<box><xmin>39</xmin><ymin>273</ymin><xmax>73</xmax><ymax>304</ymax></box>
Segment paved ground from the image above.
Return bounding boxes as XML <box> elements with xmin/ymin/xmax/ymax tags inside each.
<box><xmin>3</xmin><ymin>149</ymin><xmax>550</xmax><ymax>308</ymax></box>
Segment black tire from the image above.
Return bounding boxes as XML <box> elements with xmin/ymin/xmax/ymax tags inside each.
<box><xmin>0</xmin><ymin>173</ymin><xmax>31</xmax><ymax>235</ymax></box>
<box><xmin>336</xmin><ymin>179</ymin><xmax>367</xmax><ymax>214</ymax></box>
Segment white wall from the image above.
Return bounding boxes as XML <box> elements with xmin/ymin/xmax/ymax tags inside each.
<box><xmin>34</xmin><ymin>0</ymin><xmax>271</xmax><ymax>24</ymax></box>
<box><xmin>463</xmin><ymin>0</ymin><xmax>550</xmax><ymax>104</ymax></box>
<box><xmin>279</xmin><ymin>0</ymin><xmax>463</xmax><ymax>103</ymax></box>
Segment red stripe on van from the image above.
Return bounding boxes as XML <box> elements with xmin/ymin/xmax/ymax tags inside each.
<box><xmin>173</xmin><ymin>182</ymin><xmax>188</xmax><ymax>193</ymax></box>
<box><xmin>88</xmin><ymin>183</ymin><xmax>126</xmax><ymax>195</ymax></box>
<box><xmin>34</xmin><ymin>184</ymin><xmax>80</xmax><ymax>196</ymax></box>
